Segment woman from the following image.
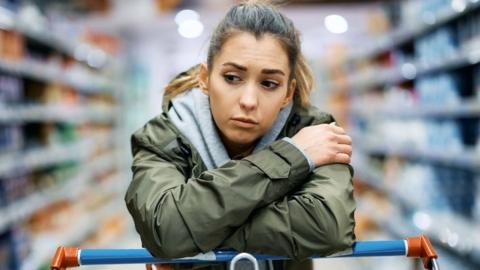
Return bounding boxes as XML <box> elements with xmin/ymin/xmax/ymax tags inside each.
<box><xmin>125</xmin><ymin>1</ymin><xmax>356</xmax><ymax>270</ymax></box>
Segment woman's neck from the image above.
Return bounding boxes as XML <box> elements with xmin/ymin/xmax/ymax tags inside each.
<box><xmin>219</xmin><ymin>133</ymin><xmax>256</xmax><ymax>159</ymax></box>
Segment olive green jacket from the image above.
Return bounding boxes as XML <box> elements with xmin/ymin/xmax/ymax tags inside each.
<box><xmin>125</xmin><ymin>93</ymin><xmax>356</xmax><ymax>270</ymax></box>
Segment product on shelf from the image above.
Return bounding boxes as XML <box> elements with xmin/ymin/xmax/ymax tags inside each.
<box><xmin>477</xmin><ymin>121</ymin><xmax>480</xmax><ymax>152</ymax></box>
<box><xmin>22</xmin><ymin>122</ymin><xmax>77</xmax><ymax>147</ymax></box>
<box><xmin>0</xmin><ymin>124</ymin><xmax>23</xmax><ymax>153</ymax></box>
<box><xmin>475</xmin><ymin>65</ymin><xmax>480</xmax><ymax>101</ymax></box>
<box><xmin>457</xmin><ymin>9</ymin><xmax>480</xmax><ymax>52</ymax></box>
<box><xmin>358</xmin><ymin>154</ymin><xmax>479</xmax><ymax>233</ymax></box>
<box><xmin>415</xmin><ymin>73</ymin><xmax>461</xmax><ymax>106</ymax></box>
<box><xmin>0</xmin><ymin>172</ymin><xmax>32</xmax><ymax>207</ymax></box>
<box><xmin>81</xmin><ymin>212</ymin><xmax>127</xmax><ymax>248</ymax></box>
<box><xmin>0</xmin><ymin>74</ymin><xmax>23</xmax><ymax>105</ymax></box>
<box><xmin>27</xmin><ymin>200</ymin><xmax>74</xmax><ymax>234</ymax></box>
<box><xmin>0</xmin><ymin>228</ymin><xmax>30</xmax><ymax>270</ymax></box>
<box><xmin>401</xmin><ymin>0</ymin><xmax>454</xmax><ymax>28</ymax></box>
<box><xmin>23</xmin><ymin>80</ymin><xmax>80</xmax><ymax>105</ymax></box>
<box><xmin>0</xmin><ymin>29</ymin><xmax>24</xmax><ymax>61</ymax></box>
<box><xmin>474</xmin><ymin>174</ymin><xmax>480</xmax><ymax>223</ymax></box>
<box><xmin>31</xmin><ymin>162</ymin><xmax>78</xmax><ymax>191</ymax></box>
<box><xmin>0</xmin><ymin>231</ymin><xmax>10</xmax><ymax>269</ymax></box>
<box><xmin>415</xmin><ymin>27</ymin><xmax>458</xmax><ymax>65</ymax></box>
<box><xmin>0</xmin><ymin>162</ymin><xmax>78</xmax><ymax>209</ymax></box>
<box><xmin>363</xmin><ymin>118</ymin><xmax>464</xmax><ymax>153</ymax></box>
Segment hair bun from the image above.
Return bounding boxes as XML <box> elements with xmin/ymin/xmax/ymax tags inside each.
<box><xmin>241</xmin><ymin>0</ymin><xmax>290</xmax><ymax>7</ymax></box>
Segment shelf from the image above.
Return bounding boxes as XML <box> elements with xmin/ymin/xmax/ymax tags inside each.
<box><xmin>19</xmin><ymin>29</ymin><xmax>112</xmax><ymax>70</ymax></box>
<box><xmin>350</xmin><ymin>99</ymin><xmax>480</xmax><ymax>118</ymax></box>
<box><xmin>0</xmin><ymin>6</ymin><xmax>113</xmax><ymax>70</ymax></box>
<box><xmin>0</xmin><ymin>58</ymin><xmax>114</xmax><ymax>94</ymax></box>
<box><xmin>354</xmin><ymin>164</ymin><xmax>480</xmax><ymax>266</ymax></box>
<box><xmin>0</xmin><ymin>140</ymin><xmax>89</xmax><ymax>177</ymax></box>
<box><xmin>0</xmin><ymin>104</ymin><xmax>116</xmax><ymax>123</ymax></box>
<box><xmin>0</xmin><ymin>151</ymin><xmax>120</xmax><ymax>233</ymax></box>
<box><xmin>347</xmin><ymin>1</ymin><xmax>480</xmax><ymax>63</ymax></box>
<box><xmin>353</xmin><ymin>136</ymin><xmax>480</xmax><ymax>171</ymax></box>
<box><xmin>0</xmin><ymin>135</ymin><xmax>113</xmax><ymax>177</ymax></box>
<box><xmin>337</xmin><ymin>47</ymin><xmax>480</xmax><ymax>92</ymax></box>
<box><xmin>20</xmin><ymin>175</ymin><xmax>127</xmax><ymax>270</ymax></box>
<box><xmin>414</xmin><ymin>46</ymin><xmax>480</xmax><ymax>75</ymax></box>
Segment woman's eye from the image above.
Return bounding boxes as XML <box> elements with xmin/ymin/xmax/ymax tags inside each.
<box><xmin>223</xmin><ymin>74</ymin><xmax>241</xmax><ymax>83</ymax></box>
<box><xmin>261</xmin><ymin>80</ymin><xmax>279</xmax><ymax>89</ymax></box>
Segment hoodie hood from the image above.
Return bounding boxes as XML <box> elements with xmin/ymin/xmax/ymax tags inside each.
<box><xmin>167</xmin><ymin>88</ymin><xmax>293</xmax><ymax>170</ymax></box>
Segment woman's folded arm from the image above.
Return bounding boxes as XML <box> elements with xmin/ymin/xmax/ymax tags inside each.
<box><xmin>219</xmin><ymin>163</ymin><xmax>356</xmax><ymax>260</ymax></box>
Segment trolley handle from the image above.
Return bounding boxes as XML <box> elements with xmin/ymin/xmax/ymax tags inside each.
<box><xmin>51</xmin><ymin>235</ymin><xmax>439</xmax><ymax>270</ymax></box>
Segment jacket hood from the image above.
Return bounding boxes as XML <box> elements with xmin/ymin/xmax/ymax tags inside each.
<box><xmin>167</xmin><ymin>88</ymin><xmax>293</xmax><ymax>170</ymax></box>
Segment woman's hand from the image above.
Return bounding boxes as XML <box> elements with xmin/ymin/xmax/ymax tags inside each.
<box><xmin>146</xmin><ymin>264</ymin><xmax>174</xmax><ymax>270</ymax></box>
<box><xmin>291</xmin><ymin>122</ymin><xmax>352</xmax><ymax>167</ymax></box>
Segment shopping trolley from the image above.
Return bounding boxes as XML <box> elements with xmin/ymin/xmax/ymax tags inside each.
<box><xmin>51</xmin><ymin>235</ymin><xmax>439</xmax><ymax>270</ymax></box>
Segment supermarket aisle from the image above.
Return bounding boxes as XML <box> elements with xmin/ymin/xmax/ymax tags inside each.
<box><xmin>0</xmin><ymin>0</ymin><xmax>479</xmax><ymax>270</ymax></box>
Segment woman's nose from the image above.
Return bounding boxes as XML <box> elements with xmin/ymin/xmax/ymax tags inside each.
<box><xmin>239</xmin><ymin>84</ymin><xmax>258</xmax><ymax>111</ymax></box>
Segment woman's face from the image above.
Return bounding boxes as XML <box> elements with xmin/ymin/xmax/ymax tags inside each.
<box><xmin>199</xmin><ymin>32</ymin><xmax>295</xmax><ymax>148</ymax></box>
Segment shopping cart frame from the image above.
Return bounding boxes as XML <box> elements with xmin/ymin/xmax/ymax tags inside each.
<box><xmin>51</xmin><ymin>235</ymin><xmax>439</xmax><ymax>270</ymax></box>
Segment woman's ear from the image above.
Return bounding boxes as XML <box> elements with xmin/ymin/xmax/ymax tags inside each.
<box><xmin>198</xmin><ymin>63</ymin><xmax>209</xmax><ymax>95</ymax></box>
<box><xmin>282</xmin><ymin>79</ymin><xmax>296</xmax><ymax>108</ymax></box>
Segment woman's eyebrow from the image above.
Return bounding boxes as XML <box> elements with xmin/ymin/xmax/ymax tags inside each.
<box><xmin>223</xmin><ymin>62</ymin><xmax>285</xmax><ymax>76</ymax></box>
<box><xmin>223</xmin><ymin>62</ymin><xmax>247</xmax><ymax>71</ymax></box>
<box><xmin>262</xmin><ymin>68</ymin><xmax>285</xmax><ymax>76</ymax></box>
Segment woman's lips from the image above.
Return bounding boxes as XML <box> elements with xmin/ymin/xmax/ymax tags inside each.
<box><xmin>231</xmin><ymin>117</ymin><xmax>258</xmax><ymax>128</ymax></box>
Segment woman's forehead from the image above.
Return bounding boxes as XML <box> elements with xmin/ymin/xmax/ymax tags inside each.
<box><xmin>214</xmin><ymin>32</ymin><xmax>289</xmax><ymax>72</ymax></box>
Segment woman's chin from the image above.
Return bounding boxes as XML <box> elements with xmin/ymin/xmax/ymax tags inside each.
<box><xmin>226</xmin><ymin>131</ymin><xmax>259</xmax><ymax>146</ymax></box>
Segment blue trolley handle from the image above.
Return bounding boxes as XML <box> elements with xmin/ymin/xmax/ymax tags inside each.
<box><xmin>51</xmin><ymin>235</ymin><xmax>439</xmax><ymax>270</ymax></box>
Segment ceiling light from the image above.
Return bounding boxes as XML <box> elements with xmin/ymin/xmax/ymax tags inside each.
<box><xmin>178</xmin><ymin>19</ymin><xmax>204</xmax><ymax>39</ymax></box>
<box><xmin>175</xmin><ymin>9</ymin><xmax>199</xmax><ymax>25</ymax></box>
<box><xmin>324</xmin><ymin>14</ymin><xmax>348</xmax><ymax>34</ymax></box>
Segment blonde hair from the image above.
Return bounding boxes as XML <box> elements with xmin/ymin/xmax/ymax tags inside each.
<box><xmin>164</xmin><ymin>1</ymin><xmax>314</xmax><ymax>108</ymax></box>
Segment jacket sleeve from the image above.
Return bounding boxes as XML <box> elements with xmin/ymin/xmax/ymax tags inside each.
<box><xmin>219</xmin><ymin>163</ymin><xmax>356</xmax><ymax>260</ymax></box>
<box><xmin>125</xmin><ymin>137</ymin><xmax>312</xmax><ymax>259</ymax></box>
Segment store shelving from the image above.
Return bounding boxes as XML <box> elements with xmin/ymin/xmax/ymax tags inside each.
<box><xmin>351</xmin><ymin>99</ymin><xmax>480</xmax><ymax>118</ymax></box>
<box><xmin>348</xmin><ymin>0</ymin><xmax>480</xmax><ymax>62</ymax></box>
<box><xmin>335</xmin><ymin>46</ymin><xmax>480</xmax><ymax>92</ymax></box>
<box><xmin>354</xmin><ymin>164</ymin><xmax>480</xmax><ymax>267</ymax></box>
<box><xmin>0</xmin><ymin>150</ymin><xmax>119</xmax><ymax>233</ymax></box>
<box><xmin>0</xmin><ymin>3</ymin><xmax>126</xmax><ymax>270</ymax></box>
<box><xmin>19</xmin><ymin>172</ymin><xmax>127</xmax><ymax>270</ymax></box>
<box><xmin>0</xmin><ymin>59</ymin><xmax>114</xmax><ymax>94</ymax></box>
<box><xmin>0</xmin><ymin>5</ymin><xmax>113</xmax><ymax>69</ymax></box>
<box><xmin>357</xmin><ymin>198</ymin><xmax>480</xmax><ymax>269</ymax></box>
<box><xmin>356</xmin><ymin>143</ymin><xmax>479</xmax><ymax>171</ymax></box>
<box><xmin>324</xmin><ymin>0</ymin><xmax>480</xmax><ymax>269</ymax></box>
<box><xmin>0</xmin><ymin>104</ymin><xmax>116</xmax><ymax>123</ymax></box>
<box><xmin>0</xmin><ymin>139</ymin><xmax>89</xmax><ymax>177</ymax></box>
<box><xmin>0</xmin><ymin>135</ymin><xmax>113</xmax><ymax>177</ymax></box>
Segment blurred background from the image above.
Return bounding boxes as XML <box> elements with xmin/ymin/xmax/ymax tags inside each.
<box><xmin>0</xmin><ymin>0</ymin><xmax>479</xmax><ymax>269</ymax></box>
